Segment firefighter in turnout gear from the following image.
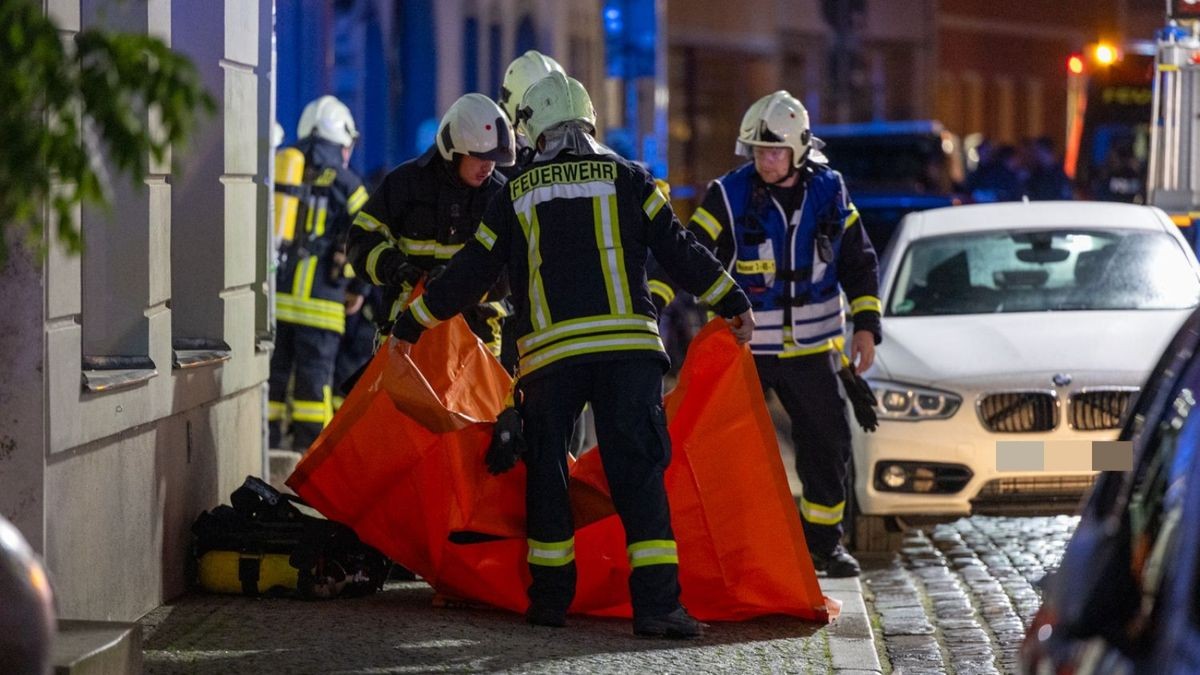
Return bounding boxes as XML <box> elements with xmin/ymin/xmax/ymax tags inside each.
<box><xmin>269</xmin><ymin>96</ymin><xmax>369</xmax><ymax>453</ymax></box>
<box><xmin>392</xmin><ymin>72</ymin><xmax>755</xmax><ymax>638</ymax></box>
<box><xmin>347</xmin><ymin>94</ymin><xmax>515</xmax><ymax>359</ymax></box>
<box><xmin>670</xmin><ymin>90</ymin><xmax>881</xmax><ymax>578</ymax></box>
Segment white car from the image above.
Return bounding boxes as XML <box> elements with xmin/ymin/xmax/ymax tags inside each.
<box><xmin>853</xmin><ymin>201</ymin><xmax>1200</xmax><ymax>520</ymax></box>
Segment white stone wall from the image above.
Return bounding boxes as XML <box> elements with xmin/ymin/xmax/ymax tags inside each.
<box><xmin>0</xmin><ymin>0</ymin><xmax>272</xmax><ymax>622</ymax></box>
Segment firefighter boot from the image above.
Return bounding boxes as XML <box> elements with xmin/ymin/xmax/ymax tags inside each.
<box><xmin>810</xmin><ymin>543</ymin><xmax>861</xmax><ymax>578</ymax></box>
<box><xmin>525</xmin><ymin>603</ymin><xmax>567</xmax><ymax>628</ymax></box>
<box><xmin>633</xmin><ymin>607</ymin><xmax>705</xmax><ymax>639</ymax></box>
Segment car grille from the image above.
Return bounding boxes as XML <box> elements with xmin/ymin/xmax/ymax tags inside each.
<box><xmin>977</xmin><ymin>391</ymin><xmax>1058</xmax><ymax>432</ymax></box>
<box><xmin>1070</xmin><ymin>389</ymin><xmax>1136</xmax><ymax>431</ymax></box>
<box><xmin>972</xmin><ymin>475</ymin><xmax>1096</xmax><ymax>515</ymax></box>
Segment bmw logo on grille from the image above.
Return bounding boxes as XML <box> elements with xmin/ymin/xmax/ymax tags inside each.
<box><xmin>1052</xmin><ymin>373</ymin><xmax>1072</xmax><ymax>387</ymax></box>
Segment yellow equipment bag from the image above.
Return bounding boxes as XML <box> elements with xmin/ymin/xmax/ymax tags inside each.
<box><xmin>273</xmin><ymin>147</ymin><xmax>306</xmax><ymax>245</ymax></box>
<box><xmin>197</xmin><ymin>551</ymin><xmax>300</xmax><ymax>596</ymax></box>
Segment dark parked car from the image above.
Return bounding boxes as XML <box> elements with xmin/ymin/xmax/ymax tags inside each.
<box><xmin>1021</xmin><ymin>307</ymin><xmax>1200</xmax><ymax>674</ymax></box>
<box><xmin>813</xmin><ymin>120</ymin><xmax>965</xmax><ymax>254</ymax></box>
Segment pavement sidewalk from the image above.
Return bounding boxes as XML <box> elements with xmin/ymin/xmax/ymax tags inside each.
<box><xmin>169</xmin><ymin>393</ymin><xmax>885</xmax><ymax>673</ymax></box>
<box><xmin>140</xmin><ymin>574</ymin><xmax>879</xmax><ymax>674</ymax></box>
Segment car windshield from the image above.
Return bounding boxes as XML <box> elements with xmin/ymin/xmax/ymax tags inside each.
<box><xmin>888</xmin><ymin>228</ymin><xmax>1200</xmax><ymax>316</ymax></box>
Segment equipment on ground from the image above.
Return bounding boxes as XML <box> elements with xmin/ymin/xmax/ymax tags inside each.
<box><xmin>192</xmin><ymin>476</ymin><xmax>390</xmax><ymax>599</ymax></box>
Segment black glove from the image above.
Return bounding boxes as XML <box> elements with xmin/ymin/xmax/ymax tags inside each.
<box><xmin>385</xmin><ymin>262</ymin><xmax>423</xmax><ymax>288</ymax></box>
<box><xmin>390</xmin><ymin>312</ymin><xmax>424</xmax><ymax>342</ymax></box>
<box><xmin>486</xmin><ymin>407</ymin><xmax>526</xmax><ymax>475</ymax></box>
<box><xmin>837</xmin><ymin>365</ymin><xmax>879</xmax><ymax>433</ymax></box>
<box><xmin>427</xmin><ymin>264</ymin><xmax>447</xmax><ymax>283</ymax></box>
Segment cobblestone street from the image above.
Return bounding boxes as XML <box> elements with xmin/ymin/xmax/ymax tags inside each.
<box><xmin>861</xmin><ymin>515</ymin><xmax>1079</xmax><ymax>674</ymax></box>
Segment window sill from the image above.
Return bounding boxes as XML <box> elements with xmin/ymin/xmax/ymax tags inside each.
<box><xmin>80</xmin><ymin>355</ymin><xmax>158</xmax><ymax>393</ymax></box>
<box><xmin>172</xmin><ymin>338</ymin><xmax>232</xmax><ymax>370</ymax></box>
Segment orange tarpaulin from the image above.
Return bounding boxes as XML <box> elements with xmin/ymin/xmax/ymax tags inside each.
<box><xmin>287</xmin><ymin>317</ymin><xmax>829</xmax><ymax>622</ymax></box>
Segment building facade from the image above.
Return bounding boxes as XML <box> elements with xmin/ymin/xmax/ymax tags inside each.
<box><xmin>0</xmin><ymin>0</ymin><xmax>273</xmax><ymax>621</ymax></box>
<box><xmin>276</xmin><ymin>0</ymin><xmax>627</xmax><ymax>183</ymax></box>
<box><xmin>664</xmin><ymin>0</ymin><xmax>938</xmax><ymax>208</ymax></box>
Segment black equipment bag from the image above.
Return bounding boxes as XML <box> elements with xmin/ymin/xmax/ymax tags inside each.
<box><xmin>191</xmin><ymin>476</ymin><xmax>391</xmax><ymax>599</ymax></box>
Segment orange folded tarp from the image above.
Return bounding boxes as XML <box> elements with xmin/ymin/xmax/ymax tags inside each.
<box><xmin>288</xmin><ymin>317</ymin><xmax>828</xmax><ymax>622</ymax></box>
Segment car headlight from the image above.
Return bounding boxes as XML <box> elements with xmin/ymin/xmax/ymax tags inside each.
<box><xmin>868</xmin><ymin>380</ymin><xmax>961</xmax><ymax>421</ymax></box>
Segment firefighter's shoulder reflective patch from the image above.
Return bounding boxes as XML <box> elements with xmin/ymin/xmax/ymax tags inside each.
<box><xmin>314</xmin><ymin>167</ymin><xmax>338</xmax><ymax>187</ymax></box>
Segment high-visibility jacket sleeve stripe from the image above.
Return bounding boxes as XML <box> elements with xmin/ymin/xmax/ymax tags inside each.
<box><xmin>346</xmin><ymin>186</ymin><xmax>368</xmax><ymax>215</ymax></box>
<box><xmin>843</xmin><ymin>207</ymin><xmax>861</xmax><ymax>230</ymax></box>
<box><xmin>267</xmin><ymin>401</ymin><xmax>287</xmax><ymax>421</ymax></box>
<box><xmin>475</xmin><ymin>223</ymin><xmax>498</xmax><ymax>251</ymax></box>
<box><xmin>354</xmin><ymin>210</ymin><xmax>386</xmax><ymax>233</ymax></box>
<box><xmin>408</xmin><ymin>296</ymin><xmax>441</xmax><ymax>329</ymax></box>
<box><xmin>799</xmin><ymin>497</ymin><xmax>845</xmax><ymax>526</ymax></box>
<box><xmin>690</xmin><ymin>207</ymin><xmax>723</xmax><ymax>241</ymax></box>
<box><xmin>648</xmin><ymin>279</ymin><xmax>675</xmax><ymax>307</ymax></box>
<box><xmin>365</xmin><ymin>241</ymin><xmax>393</xmax><ymax>285</ymax></box>
<box><xmin>849</xmin><ymin>295</ymin><xmax>882</xmax><ymax>315</ymax></box>
<box><xmin>643</xmin><ymin>186</ymin><xmax>667</xmax><ymax>221</ymax></box>
<box><xmin>699</xmin><ymin>272</ymin><xmax>735</xmax><ymax>306</ymax></box>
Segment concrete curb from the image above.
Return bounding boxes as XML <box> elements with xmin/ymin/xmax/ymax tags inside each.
<box><xmin>821</xmin><ymin>576</ymin><xmax>884</xmax><ymax>674</ymax></box>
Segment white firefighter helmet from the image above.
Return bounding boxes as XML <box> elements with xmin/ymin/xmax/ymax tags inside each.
<box><xmin>436</xmin><ymin>93</ymin><xmax>516</xmax><ymax>166</ymax></box>
<box><xmin>736</xmin><ymin>90</ymin><xmax>812</xmax><ymax>168</ymax></box>
<box><xmin>297</xmin><ymin>95</ymin><xmax>359</xmax><ymax>148</ymax></box>
<box><xmin>519</xmin><ymin>72</ymin><xmax>596</xmax><ymax>148</ymax></box>
<box><xmin>499</xmin><ymin>50</ymin><xmax>565</xmax><ymax>125</ymax></box>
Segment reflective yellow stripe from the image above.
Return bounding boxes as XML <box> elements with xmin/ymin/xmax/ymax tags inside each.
<box><xmin>517</xmin><ymin>208</ymin><xmax>552</xmax><ymax>330</ymax></box>
<box><xmin>347</xmin><ymin>186</ymin><xmax>368</xmax><ymax>215</ymax></box>
<box><xmin>799</xmin><ymin>497</ymin><xmax>845</xmax><ymax>526</ymax></box>
<box><xmin>699</xmin><ymin>272</ymin><xmax>735</xmax><ymax>305</ymax></box>
<box><xmin>648</xmin><ymin>279</ymin><xmax>675</xmax><ymax>306</ymax></box>
<box><xmin>399</xmin><ymin>237</ymin><xmax>437</xmax><ymax>256</ymax></box>
<box><xmin>315</xmin><ymin>168</ymin><xmax>338</xmax><ymax>186</ymax></box>
<box><xmin>314</xmin><ymin>203</ymin><xmax>327</xmax><ymax>237</ymax></box>
<box><xmin>843</xmin><ymin>207</ymin><xmax>860</xmax><ymax>230</ymax></box>
<box><xmin>275</xmin><ymin>294</ymin><xmax>347</xmax><ymax>333</ymax></box>
<box><xmin>291</xmin><ymin>257</ymin><xmax>310</xmax><ymax>296</ymax></box>
<box><xmin>594</xmin><ymin>194</ymin><xmax>631</xmax><ymax>314</ymax></box>
<box><xmin>518</xmin><ymin>314</ymin><xmax>659</xmax><ymax>353</ymax></box>
<box><xmin>365</xmin><ymin>241</ymin><xmax>393</xmax><ymax>286</ymax></box>
<box><xmin>292</xmin><ymin>399</ymin><xmax>328</xmax><ymax>423</ymax></box>
<box><xmin>778</xmin><ymin>335</ymin><xmax>844</xmax><ymax>359</ymax></box>
<box><xmin>302</xmin><ymin>256</ymin><xmax>319</xmax><ymax>297</ymax></box>
<box><xmin>519</xmin><ymin>333</ymin><xmax>664</xmax><ymax>375</ymax></box>
<box><xmin>527</xmin><ymin>537</ymin><xmax>575</xmax><ymax>567</ymax></box>
<box><xmin>849</xmin><ymin>295</ymin><xmax>882</xmax><ymax>315</ymax></box>
<box><xmin>354</xmin><ymin>211</ymin><xmax>386</xmax><ymax>233</ymax></box>
<box><xmin>643</xmin><ymin>186</ymin><xmax>667</xmax><ymax>220</ymax></box>
<box><xmin>735</xmin><ymin>259</ymin><xmax>776</xmax><ymax>275</ymax></box>
<box><xmin>323</xmin><ymin>385</ymin><xmax>333</xmax><ymax>424</ymax></box>
<box><xmin>627</xmin><ymin>539</ymin><xmax>678</xmax><ymax>568</ymax></box>
<box><xmin>409</xmin><ymin>296</ymin><xmax>441</xmax><ymax>329</ymax></box>
<box><xmin>267</xmin><ymin>401</ymin><xmax>287</xmax><ymax>421</ymax></box>
<box><xmin>435</xmin><ymin>242</ymin><xmax>464</xmax><ymax>260</ymax></box>
<box><xmin>476</xmin><ymin>223</ymin><xmax>498</xmax><ymax>251</ymax></box>
<box><xmin>303</xmin><ymin>198</ymin><xmax>316</xmax><ymax>233</ymax></box>
<box><xmin>691</xmin><ymin>207</ymin><xmax>722</xmax><ymax>240</ymax></box>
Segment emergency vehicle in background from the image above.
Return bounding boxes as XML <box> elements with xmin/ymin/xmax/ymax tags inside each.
<box><xmin>1066</xmin><ymin>0</ymin><xmax>1200</xmax><ymax>252</ymax></box>
<box><xmin>1063</xmin><ymin>40</ymin><xmax>1154</xmax><ymax>203</ymax></box>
